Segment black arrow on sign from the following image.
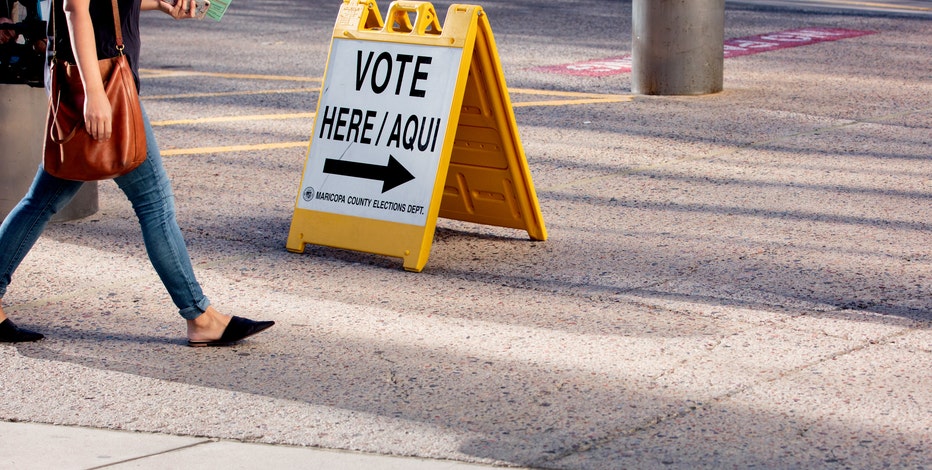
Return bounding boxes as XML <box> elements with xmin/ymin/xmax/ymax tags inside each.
<box><xmin>323</xmin><ymin>155</ymin><xmax>415</xmax><ymax>193</ymax></box>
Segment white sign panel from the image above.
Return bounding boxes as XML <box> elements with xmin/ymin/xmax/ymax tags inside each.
<box><xmin>297</xmin><ymin>38</ymin><xmax>464</xmax><ymax>226</ymax></box>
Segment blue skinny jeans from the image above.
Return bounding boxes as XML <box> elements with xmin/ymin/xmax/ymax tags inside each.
<box><xmin>0</xmin><ymin>106</ymin><xmax>210</xmax><ymax>320</ymax></box>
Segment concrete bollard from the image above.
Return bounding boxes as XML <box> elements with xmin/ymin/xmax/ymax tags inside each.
<box><xmin>0</xmin><ymin>84</ymin><xmax>98</xmax><ymax>222</ymax></box>
<box><xmin>631</xmin><ymin>0</ymin><xmax>725</xmax><ymax>95</ymax></box>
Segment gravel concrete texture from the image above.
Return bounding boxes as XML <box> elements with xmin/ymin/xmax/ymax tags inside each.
<box><xmin>1</xmin><ymin>0</ymin><xmax>930</xmax><ymax>469</ymax></box>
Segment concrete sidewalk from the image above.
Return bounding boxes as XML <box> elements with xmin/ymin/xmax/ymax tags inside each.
<box><xmin>1</xmin><ymin>0</ymin><xmax>929</xmax><ymax>469</ymax></box>
<box><xmin>0</xmin><ymin>421</ymin><xmax>504</xmax><ymax>469</ymax></box>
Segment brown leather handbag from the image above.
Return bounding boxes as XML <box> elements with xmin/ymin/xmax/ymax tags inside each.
<box><xmin>43</xmin><ymin>0</ymin><xmax>146</xmax><ymax>181</ymax></box>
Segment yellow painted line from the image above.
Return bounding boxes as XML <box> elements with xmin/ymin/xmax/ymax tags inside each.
<box><xmin>157</xmin><ymin>95</ymin><xmax>633</xmax><ymax>155</ymax></box>
<box><xmin>161</xmin><ymin>141</ymin><xmax>308</xmax><ymax>156</ymax></box>
<box><xmin>139</xmin><ymin>70</ymin><xmax>620</xmax><ymax>96</ymax></box>
<box><xmin>151</xmin><ymin>95</ymin><xmax>630</xmax><ymax>127</ymax></box>
<box><xmin>143</xmin><ymin>87</ymin><xmax>318</xmax><ymax>100</ymax></box>
<box><xmin>151</xmin><ymin>112</ymin><xmax>315</xmax><ymax>126</ymax></box>
<box><xmin>509</xmin><ymin>88</ymin><xmax>634</xmax><ymax>106</ymax></box>
<box><xmin>515</xmin><ymin>96</ymin><xmax>634</xmax><ymax>107</ymax></box>
<box><xmin>141</xmin><ymin>68</ymin><xmax>634</xmax><ymax>155</ymax></box>
<box><xmin>510</xmin><ymin>88</ymin><xmax>623</xmax><ymax>98</ymax></box>
<box><xmin>139</xmin><ymin>70</ymin><xmax>633</xmax><ymax>104</ymax></box>
<box><xmin>144</xmin><ymin>87</ymin><xmax>631</xmax><ymax>104</ymax></box>
<box><xmin>817</xmin><ymin>0</ymin><xmax>931</xmax><ymax>11</ymax></box>
<box><xmin>151</xmin><ymin>96</ymin><xmax>629</xmax><ymax>126</ymax></box>
<box><xmin>138</xmin><ymin>68</ymin><xmax>321</xmax><ymax>82</ymax></box>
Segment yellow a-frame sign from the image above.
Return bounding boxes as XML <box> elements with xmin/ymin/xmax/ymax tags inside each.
<box><xmin>287</xmin><ymin>0</ymin><xmax>546</xmax><ymax>272</ymax></box>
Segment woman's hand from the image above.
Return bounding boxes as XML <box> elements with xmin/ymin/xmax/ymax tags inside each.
<box><xmin>164</xmin><ymin>0</ymin><xmax>200</xmax><ymax>19</ymax></box>
<box><xmin>84</xmin><ymin>90</ymin><xmax>113</xmax><ymax>141</ymax></box>
<box><xmin>0</xmin><ymin>17</ymin><xmax>16</xmax><ymax>44</ymax></box>
<box><xmin>141</xmin><ymin>0</ymin><xmax>199</xmax><ymax>18</ymax></box>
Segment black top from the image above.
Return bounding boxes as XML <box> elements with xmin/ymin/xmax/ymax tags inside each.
<box><xmin>49</xmin><ymin>0</ymin><xmax>141</xmax><ymax>89</ymax></box>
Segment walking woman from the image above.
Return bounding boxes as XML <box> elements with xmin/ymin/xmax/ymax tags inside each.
<box><xmin>0</xmin><ymin>0</ymin><xmax>274</xmax><ymax>346</ymax></box>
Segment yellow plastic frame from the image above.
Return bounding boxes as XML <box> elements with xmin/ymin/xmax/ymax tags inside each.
<box><xmin>288</xmin><ymin>0</ymin><xmax>546</xmax><ymax>272</ymax></box>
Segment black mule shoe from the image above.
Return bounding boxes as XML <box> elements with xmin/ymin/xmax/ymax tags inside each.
<box><xmin>187</xmin><ymin>316</ymin><xmax>275</xmax><ymax>347</ymax></box>
<box><xmin>0</xmin><ymin>319</ymin><xmax>44</xmax><ymax>343</ymax></box>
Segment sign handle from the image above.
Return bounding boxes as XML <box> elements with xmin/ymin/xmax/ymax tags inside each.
<box><xmin>336</xmin><ymin>0</ymin><xmax>384</xmax><ymax>31</ymax></box>
<box><xmin>383</xmin><ymin>1</ymin><xmax>442</xmax><ymax>35</ymax></box>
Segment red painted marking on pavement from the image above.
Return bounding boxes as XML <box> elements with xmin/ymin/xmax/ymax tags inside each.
<box><xmin>723</xmin><ymin>27</ymin><xmax>876</xmax><ymax>58</ymax></box>
<box><xmin>533</xmin><ymin>56</ymin><xmax>634</xmax><ymax>78</ymax></box>
<box><xmin>533</xmin><ymin>27</ymin><xmax>877</xmax><ymax>77</ymax></box>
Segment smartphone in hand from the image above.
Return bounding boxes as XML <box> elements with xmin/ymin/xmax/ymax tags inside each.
<box><xmin>167</xmin><ymin>0</ymin><xmax>211</xmax><ymax>19</ymax></box>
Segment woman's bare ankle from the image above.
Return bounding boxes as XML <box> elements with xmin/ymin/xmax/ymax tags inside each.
<box><xmin>185</xmin><ymin>306</ymin><xmax>231</xmax><ymax>341</ymax></box>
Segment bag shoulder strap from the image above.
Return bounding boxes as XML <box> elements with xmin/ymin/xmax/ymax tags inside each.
<box><xmin>110</xmin><ymin>0</ymin><xmax>123</xmax><ymax>50</ymax></box>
